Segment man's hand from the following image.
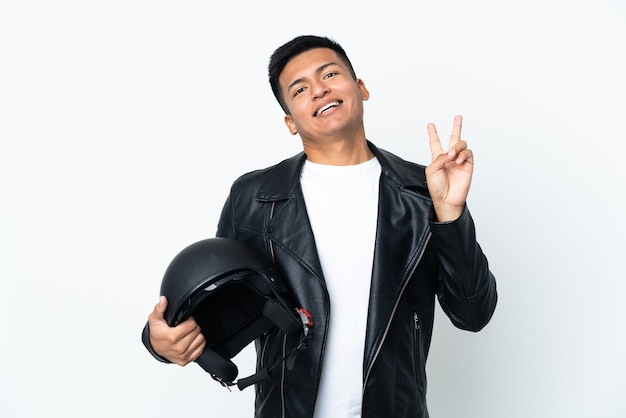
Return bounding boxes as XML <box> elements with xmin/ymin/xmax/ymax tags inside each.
<box><xmin>425</xmin><ymin>114</ymin><xmax>473</xmax><ymax>222</ymax></box>
<box><xmin>148</xmin><ymin>296</ymin><xmax>206</xmax><ymax>366</ymax></box>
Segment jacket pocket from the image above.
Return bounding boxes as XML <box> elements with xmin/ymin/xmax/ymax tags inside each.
<box><xmin>412</xmin><ymin>312</ymin><xmax>426</xmax><ymax>391</ymax></box>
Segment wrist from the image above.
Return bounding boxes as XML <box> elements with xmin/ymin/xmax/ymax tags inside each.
<box><xmin>433</xmin><ymin>203</ymin><xmax>464</xmax><ymax>223</ymax></box>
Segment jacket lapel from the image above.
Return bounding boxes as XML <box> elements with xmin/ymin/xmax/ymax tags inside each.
<box><xmin>364</xmin><ymin>143</ymin><xmax>432</xmax><ymax>361</ymax></box>
<box><xmin>256</xmin><ymin>152</ymin><xmax>325</xmax><ymax>282</ymax></box>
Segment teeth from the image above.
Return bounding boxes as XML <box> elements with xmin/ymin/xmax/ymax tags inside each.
<box><xmin>316</xmin><ymin>101</ymin><xmax>339</xmax><ymax>116</ymax></box>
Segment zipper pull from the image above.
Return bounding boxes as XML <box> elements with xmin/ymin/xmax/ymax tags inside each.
<box><xmin>413</xmin><ymin>312</ymin><xmax>420</xmax><ymax>330</ymax></box>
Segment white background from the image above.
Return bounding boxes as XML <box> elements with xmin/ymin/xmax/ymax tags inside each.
<box><xmin>1</xmin><ymin>1</ymin><xmax>625</xmax><ymax>417</ymax></box>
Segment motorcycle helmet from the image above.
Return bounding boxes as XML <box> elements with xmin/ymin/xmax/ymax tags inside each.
<box><xmin>160</xmin><ymin>237</ymin><xmax>312</xmax><ymax>390</ymax></box>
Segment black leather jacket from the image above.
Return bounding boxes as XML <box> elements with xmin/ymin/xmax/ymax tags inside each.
<box><xmin>142</xmin><ymin>141</ymin><xmax>497</xmax><ymax>417</ymax></box>
<box><xmin>214</xmin><ymin>141</ymin><xmax>498</xmax><ymax>418</ymax></box>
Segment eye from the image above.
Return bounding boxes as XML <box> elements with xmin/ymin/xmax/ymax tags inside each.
<box><xmin>323</xmin><ymin>71</ymin><xmax>338</xmax><ymax>80</ymax></box>
<box><xmin>293</xmin><ymin>86</ymin><xmax>306</xmax><ymax>97</ymax></box>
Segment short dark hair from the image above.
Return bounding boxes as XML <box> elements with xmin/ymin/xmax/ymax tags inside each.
<box><xmin>268</xmin><ymin>35</ymin><xmax>357</xmax><ymax>114</ymax></box>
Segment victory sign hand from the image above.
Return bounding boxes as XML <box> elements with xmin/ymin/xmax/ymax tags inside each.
<box><xmin>425</xmin><ymin>115</ymin><xmax>473</xmax><ymax>222</ymax></box>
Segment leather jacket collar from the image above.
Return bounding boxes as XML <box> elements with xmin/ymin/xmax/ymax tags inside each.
<box><xmin>254</xmin><ymin>140</ymin><xmax>428</xmax><ymax>203</ymax></box>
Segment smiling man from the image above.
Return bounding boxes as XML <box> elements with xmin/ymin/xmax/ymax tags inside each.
<box><xmin>280</xmin><ymin>47</ymin><xmax>372</xmax><ymax>166</ymax></box>
<box><xmin>143</xmin><ymin>35</ymin><xmax>498</xmax><ymax>418</ymax></box>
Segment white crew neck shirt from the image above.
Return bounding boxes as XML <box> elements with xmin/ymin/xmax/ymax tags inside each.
<box><xmin>300</xmin><ymin>157</ymin><xmax>381</xmax><ymax>418</ymax></box>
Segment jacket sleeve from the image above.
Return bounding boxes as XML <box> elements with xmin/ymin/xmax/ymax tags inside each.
<box><xmin>216</xmin><ymin>192</ymin><xmax>237</xmax><ymax>239</ymax></box>
<box><xmin>430</xmin><ymin>205</ymin><xmax>498</xmax><ymax>332</ymax></box>
<box><xmin>141</xmin><ymin>322</ymin><xmax>171</xmax><ymax>363</ymax></box>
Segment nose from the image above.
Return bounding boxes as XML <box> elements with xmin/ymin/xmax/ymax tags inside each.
<box><xmin>310</xmin><ymin>80</ymin><xmax>330</xmax><ymax>100</ymax></box>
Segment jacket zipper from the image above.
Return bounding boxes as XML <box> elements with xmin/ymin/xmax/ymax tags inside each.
<box><xmin>258</xmin><ymin>332</ymin><xmax>270</xmax><ymax>394</ymax></box>
<box><xmin>413</xmin><ymin>311</ymin><xmax>424</xmax><ymax>390</ymax></box>
<box><xmin>362</xmin><ymin>231</ymin><xmax>432</xmax><ymax>395</ymax></box>
<box><xmin>268</xmin><ymin>202</ymin><xmax>287</xmax><ymax>418</ymax></box>
<box><xmin>268</xmin><ymin>202</ymin><xmax>276</xmax><ymax>261</ymax></box>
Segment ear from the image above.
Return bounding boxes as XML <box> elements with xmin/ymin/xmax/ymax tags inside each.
<box><xmin>284</xmin><ymin>114</ymin><xmax>298</xmax><ymax>135</ymax></box>
<box><xmin>356</xmin><ymin>78</ymin><xmax>370</xmax><ymax>101</ymax></box>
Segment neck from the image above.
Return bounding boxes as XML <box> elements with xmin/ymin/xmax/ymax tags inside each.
<box><xmin>303</xmin><ymin>139</ymin><xmax>373</xmax><ymax>165</ymax></box>
<box><xmin>301</xmin><ymin>127</ymin><xmax>374</xmax><ymax>165</ymax></box>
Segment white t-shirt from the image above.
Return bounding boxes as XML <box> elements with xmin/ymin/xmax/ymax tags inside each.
<box><xmin>300</xmin><ymin>157</ymin><xmax>381</xmax><ymax>418</ymax></box>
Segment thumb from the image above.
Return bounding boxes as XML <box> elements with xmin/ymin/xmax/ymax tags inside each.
<box><xmin>154</xmin><ymin>295</ymin><xmax>168</xmax><ymax>318</ymax></box>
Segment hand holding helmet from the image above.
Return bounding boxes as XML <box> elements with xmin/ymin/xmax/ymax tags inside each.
<box><xmin>147</xmin><ymin>295</ymin><xmax>205</xmax><ymax>366</ymax></box>
<box><xmin>149</xmin><ymin>237</ymin><xmax>313</xmax><ymax>390</ymax></box>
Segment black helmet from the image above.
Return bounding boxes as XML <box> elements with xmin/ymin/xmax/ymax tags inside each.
<box><xmin>160</xmin><ymin>237</ymin><xmax>312</xmax><ymax>390</ymax></box>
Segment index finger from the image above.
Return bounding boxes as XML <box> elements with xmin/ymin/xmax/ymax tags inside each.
<box><xmin>427</xmin><ymin>122</ymin><xmax>444</xmax><ymax>159</ymax></box>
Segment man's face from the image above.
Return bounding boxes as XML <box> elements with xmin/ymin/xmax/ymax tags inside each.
<box><xmin>279</xmin><ymin>48</ymin><xmax>369</xmax><ymax>142</ymax></box>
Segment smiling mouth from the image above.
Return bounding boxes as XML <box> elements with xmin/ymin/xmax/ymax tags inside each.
<box><xmin>314</xmin><ymin>101</ymin><xmax>341</xmax><ymax>117</ymax></box>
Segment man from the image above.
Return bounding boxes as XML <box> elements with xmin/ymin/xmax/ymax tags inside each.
<box><xmin>143</xmin><ymin>35</ymin><xmax>497</xmax><ymax>418</ymax></box>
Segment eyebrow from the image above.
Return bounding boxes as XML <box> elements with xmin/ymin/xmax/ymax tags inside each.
<box><xmin>286</xmin><ymin>62</ymin><xmax>340</xmax><ymax>93</ymax></box>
